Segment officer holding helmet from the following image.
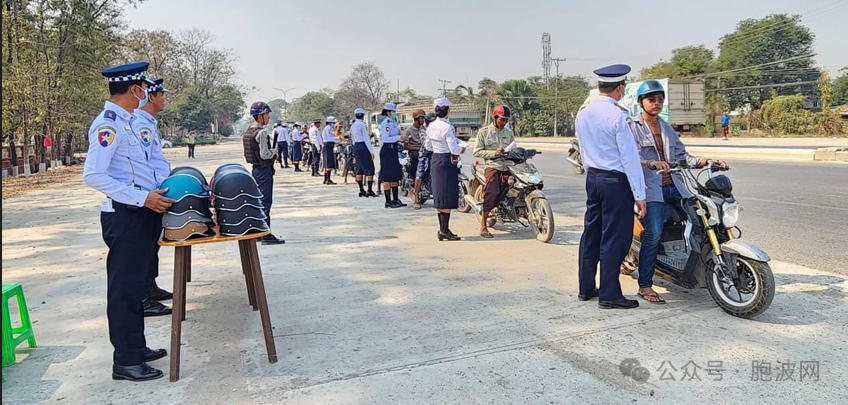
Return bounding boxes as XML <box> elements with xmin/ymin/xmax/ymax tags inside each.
<box><xmin>631</xmin><ymin>79</ymin><xmax>728</xmax><ymax>304</ymax></box>
<box><xmin>84</xmin><ymin>61</ymin><xmax>173</xmax><ymax>381</ymax></box>
<box><xmin>473</xmin><ymin>105</ymin><xmax>515</xmax><ymax>238</ymax></box>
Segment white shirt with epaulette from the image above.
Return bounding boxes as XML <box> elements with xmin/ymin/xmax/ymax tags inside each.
<box><xmin>380</xmin><ymin>117</ymin><xmax>400</xmax><ymax>143</ymax></box>
<box><xmin>84</xmin><ymin>101</ymin><xmax>158</xmax><ymax>207</ymax></box>
<box><xmin>133</xmin><ymin>108</ymin><xmax>170</xmax><ymax>186</ymax></box>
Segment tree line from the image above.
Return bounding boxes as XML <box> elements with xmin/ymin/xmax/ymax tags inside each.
<box><xmin>2</xmin><ymin>0</ymin><xmax>245</xmax><ymax>172</ymax></box>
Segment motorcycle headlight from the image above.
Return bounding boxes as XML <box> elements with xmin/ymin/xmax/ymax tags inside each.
<box><xmin>528</xmin><ymin>173</ymin><xmax>541</xmax><ymax>184</ymax></box>
<box><xmin>722</xmin><ymin>202</ymin><xmax>739</xmax><ymax>228</ymax></box>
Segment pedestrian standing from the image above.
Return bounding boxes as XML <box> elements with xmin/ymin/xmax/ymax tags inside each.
<box><xmin>186</xmin><ymin>131</ymin><xmax>196</xmax><ymax>158</ymax></box>
<box><xmin>413</xmin><ymin>113</ymin><xmax>437</xmax><ymax>210</ymax></box>
<box><xmin>721</xmin><ymin>112</ymin><xmax>731</xmax><ymax>140</ymax></box>
<box><xmin>83</xmin><ymin>62</ymin><xmax>172</xmax><ymax>381</ymax></box>
<box><xmin>575</xmin><ymin>64</ymin><xmax>646</xmax><ymax>310</ymax></box>
<box><xmin>274</xmin><ymin>121</ymin><xmax>290</xmax><ymax>168</ymax></box>
<box><xmin>243</xmin><ymin>101</ymin><xmax>285</xmax><ymax>245</ymax></box>
<box><xmin>308</xmin><ymin>119</ymin><xmax>323</xmax><ymax>176</ymax></box>
<box><xmin>351</xmin><ymin>108</ymin><xmax>377</xmax><ymax>197</ymax></box>
<box><xmin>321</xmin><ymin>116</ymin><xmax>339</xmax><ymax>185</ymax></box>
<box><xmin>133</xmin><ymin>77</ymin><xmax>174</xmax><ymax>317</ymax></box>
<box><xmin>290</xmin><ymin>122</ymin><xmax>304</xmax><ymax>172</ymax></box>
<box><xmin>427</xmin><ymin>98</ymin><xmax>465</xmax><ymax>241</ymax></box>
<box><xmin>378</xmin><ymin>103</ymin><xmax>407</xmax><ymax>208</ymax></box>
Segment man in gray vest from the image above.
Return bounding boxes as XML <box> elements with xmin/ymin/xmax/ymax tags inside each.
<box><xmin>244</xmin><ymin>101</ymin><xmax>285</xmax><ymax>245</ymax></box>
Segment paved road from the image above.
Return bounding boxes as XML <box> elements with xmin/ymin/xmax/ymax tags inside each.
<box><xmin>462</xmin><ymin>152</ymin><xmax>848</xmax><ymax>273</ymax></box>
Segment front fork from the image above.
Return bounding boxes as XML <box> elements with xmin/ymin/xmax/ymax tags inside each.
<box><xmin>695</xmin><ymin>200</ymin><xmax>738</xmax><ymax>280</ymax></box>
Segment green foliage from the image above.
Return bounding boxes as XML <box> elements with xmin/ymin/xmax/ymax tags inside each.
<box><xmin>497</xmin><ymin>80</ymin><xmax>536</xmax><ymax>137</ymax></box>
<box><xmin>640</xmin><ymin>45</ymin><xmax>714</xmax><ymax>80</ymax></box>
<box><xmin>832</xmin><ymin>67</ymin><xmax>848</xmax><ymax>106</ymax></box>
<box><xmin>287</xmin><ymin>91</ymin><xmax>335</xmax><ymax>123</ymax></box>
<box><xmin>712</xmin><ymin>14</ymin><xmax>819</xmax><ymax>109</ymax></box>
<box><xmin>818</xmin><ymin>71</ymin><xmax>832</xmax><ymax>111</ymax></box>
<box><xmin>757</xmin><ymin>95</ymin><xmax>847</xmax><ymax>135</ymax></box>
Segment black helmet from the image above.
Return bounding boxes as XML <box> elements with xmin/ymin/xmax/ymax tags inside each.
<box><xmin>217</xmin><ymin>206</ymin><xmax>266</xmax><ymax>225</ymax></box>
<box><xmin>250</xmin><ymin>101</ymin><xmax>272</xmax><ymax>116</ymax></box>
<box><xmin>218</xmin><ymin>217</ymin><xmax>269</xmax><ymax>237</ymax></box>
<box><xmin>424</xmin><ymin>112</ymin><xmax>437</xmax><ymax>124</ymax></box>
<box><xmin>212</xmin><ymin>171</ymin><xmax>262</xmax><ymax>200</ymax></box>
<box><xmin>169</xmin><ymin>195</ymin><xmax>213</xmax><ymax>217</ymax></box>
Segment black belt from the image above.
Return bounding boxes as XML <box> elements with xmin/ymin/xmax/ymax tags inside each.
<box><xmin>113</xmin><ymin>200</ymin><xmax>140</xmax><ymax>211</ymax></box>
<box><xmin>588</xmin><ymin>167</ymin><xmax>626</xmax><ymax>176</ymax></box>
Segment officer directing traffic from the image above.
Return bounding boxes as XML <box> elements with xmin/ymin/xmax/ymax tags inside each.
<box><xmin>83</xmin><ymin>62</ymin><xmax>173</xmax><ymax>381</ymax></box>
<box><xmin>575</xmin><ymin>64</ymin><xmax>647</xmax><ymax>310</ymax></box>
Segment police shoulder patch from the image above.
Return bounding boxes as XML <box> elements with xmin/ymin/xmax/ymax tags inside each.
<box><xmin>104</xmin><ymin>110</ymin><xmax>117</xmax><ymax>121</ymax></box>
<box><xmin>137</xmin><ymin>127</ymin><xmax>153</xmax><ymax>147</ymax></box>
<box><xmin>96</xmin><ymin>126</ymin><xmax>117</xmax><ymax>147</ymax></box>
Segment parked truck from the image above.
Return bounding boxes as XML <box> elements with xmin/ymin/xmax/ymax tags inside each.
<box><xmin>579</xmin><ymin>78</ymin><xmax>706</xmax><ymax>132</ymax></box>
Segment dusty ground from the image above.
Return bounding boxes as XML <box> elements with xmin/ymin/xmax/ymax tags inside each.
<box><xmin>2</xmin><ymin>165</ymin><xmax>84</xmax><ymax>200</ymax></box>
<box><xmin>2</xmin><ymin>142</ymin><xmax>846</xmax><ymax>405</ymax></box>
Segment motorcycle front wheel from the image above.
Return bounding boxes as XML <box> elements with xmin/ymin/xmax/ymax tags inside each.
<box><xmin>458</xmin><ymin>180</ymin><xmax>472</xmax><ymax>213</ymax></box>
<box><xmin>529</xmin><ymin>194</ymin><xmax>555</xmax><ymax>243</ymax></box>
<box><xmin>706</xmin><ymin>256</ymin><xmax>775</xmax><ymax>319</ymax></box>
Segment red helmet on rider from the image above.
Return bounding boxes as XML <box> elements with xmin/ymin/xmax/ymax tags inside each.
<box><xmin>492</xmin><ymin>105</ymin><xmax>511</xmax><ymax>119</ymax></box>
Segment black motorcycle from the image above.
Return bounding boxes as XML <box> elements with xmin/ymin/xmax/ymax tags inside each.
<box><xmin>623</xmin><ymin>161</ymin><xmax>774</xmax><ymax>318</ymax></box>
<box><xmin>465</xmin><ymin>148</ymin><xmax>554</xmax><ymax>243</ymax></box>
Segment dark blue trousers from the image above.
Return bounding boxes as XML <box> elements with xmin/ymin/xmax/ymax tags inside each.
<box><xmin>579</xmin><ymin>168</ymin><xmax>635</xmax><ymax>301</ymax></box>
<box><xmin>144</xmin><ymin>213</ymin><xmax>164</xmax><ymax>297</ymax></box>
<box><xmin>101</xmin><ymin>202</ymin><xmax>160</xmax><ymax>366</ymax></box>
<box><xmin>277</xmin><ymin>142</ymin><xmax>289</xmax><ymax>166</ymax></box>
<box><xmin>252</xmin><ymin>164</ymin><xmax>274</xmax><ymax>227</ymax></box>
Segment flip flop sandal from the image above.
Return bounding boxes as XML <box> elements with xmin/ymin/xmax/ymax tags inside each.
<box><xmin>637</xmin><ymin>292</ymin><xmax>667</xmax><ymax>304</ymax></box>
<box><xmin>480</xmin><ymin>229</ymin><xmax>494</xmax><ymax>238</ymax></box>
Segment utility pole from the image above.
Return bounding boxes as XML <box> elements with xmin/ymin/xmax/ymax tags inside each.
<box><xmin>438</xmin><ymin>79</ymin><xmax>452</xmax><ymax>97</ymax></box>
<box><xmin>552</xmin><ymin>58</ymin><xmax>566</xmax><ymax>137</ymax></box>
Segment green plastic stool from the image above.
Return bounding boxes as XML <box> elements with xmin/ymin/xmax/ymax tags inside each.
<box><xmin>2</xmin><ymin>283</ymin><xmax>37</xmax><ymax>367</ymax></box>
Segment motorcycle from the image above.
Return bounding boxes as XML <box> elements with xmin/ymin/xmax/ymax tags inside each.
<box><xmin>400</xmin><ymin>151</ymin><xmax>472</xmax><ymax>210</ymax></box>
<box><xmin>300</xmin><ymin>139</ymin><xmax>313</xmax><ymax>168</ymax></box>
<box><xmin>622</xmin><ymin>161</ymin><xmax>775</xmax><ymax>318</ymax></box>
<box><xmin>464</xmin><ymin>147</ymin><xmax>555</xmax><ymax>243</ymax></box>
<box><xmin>566</xmin><ymin>138</ymin><xmax>584</xmax><ymax>175</ymax></box>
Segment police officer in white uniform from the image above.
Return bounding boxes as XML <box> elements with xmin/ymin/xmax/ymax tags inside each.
<box><xmin>308</xmin><ymin>119</ymin><xmax>323</xmax><ymax>176</ymax></box>
<box><xmin>350</xmin><ymin>108</ymin><xmax>377</xmax><ymax>197</ymax></box>
<box><xmin>321</xmin><ymin>116</ymin><xmax>339</xmax><ymax>184</ymax></box>
<box><xmin>378</xmin><ymin>103</ymin><xmax>407</xmax><ymax>208</ymax></box>
<box><xmin>83</xmin><ymin>62</ymin><xmax>173</xmax><ymax>382</ymax></box>
<box><xmin>575</xmin><ymin>64</ymin><xmax>647</xmax><ymax>310</ymax></box>
<box><xmin>274</xmin><ymin>121</ymin><xmax>290</xmax><ymax>169</ymax></box>
<box><xmin>132</xmin><ymin>77</ymin><xmax>173</xmax><ymax>318</ymax></box>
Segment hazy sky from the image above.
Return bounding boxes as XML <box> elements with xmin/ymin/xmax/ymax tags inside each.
<box><xmin>125</xmin><ymin>0</ymin><xmax>847</xmax><ymax>104</ymax></box>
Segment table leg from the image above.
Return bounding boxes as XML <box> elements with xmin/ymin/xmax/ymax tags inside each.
<box><xmin>247</xmin><ymin>240</ymin><xmax>278</xmax><ymax>363</ymax></box>
<box><xmin>181</xmin><ymin>246</ymin><xmax>189</xmax><ymax>321</ymax></box>
<box><xmin>238</xmin><ymin>240</ymin><xmax>257</xmax><ymax>309</ymax></box>
<box><xmin>170</xmin><ymin>246</ymin><xmax>186</xmax><ymax>382</ymax></box>
<box><xmin>185</xmin><ymin>246</ymin><xmax>192</xmax><ymax>282</ymax></box>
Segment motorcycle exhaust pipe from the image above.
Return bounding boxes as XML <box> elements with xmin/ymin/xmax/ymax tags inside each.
<box><xmin>566</xmin><ymin>157</ymin><xmax>580</xmax><ymax>166</ymax></box>
<box><xmin>464</xmin><ymin>195</ymin><xmax>482</xmax><ymax>212</ymax></box>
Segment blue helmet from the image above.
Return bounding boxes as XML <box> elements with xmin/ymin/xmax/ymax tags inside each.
<box><xmin>250</xmin><ymin>101</ymin><xmax>272</xmax><ymax>115</ymax></box>
<box><xmin>636</xmin><ymin>80</ymin><xmax>665</xmax><ymax>102</ymax></box>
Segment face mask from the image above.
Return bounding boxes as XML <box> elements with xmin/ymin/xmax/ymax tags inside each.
<box><xmin>134</xmin><ymin>85</ymin><xmax>149</xmax><ymax>108</ymax></box>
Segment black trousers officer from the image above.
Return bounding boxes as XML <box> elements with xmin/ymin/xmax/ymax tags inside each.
<box><xmin>252</xmin><ymin>164</ymin><xmax>274</xmax><ymax>226</ymax></box>
<box><xmin>578</xmin><ymin>168</ymin><xmax>635</xmax><ymax>301</ymax></box>
<box><xmin>277</xmin><ymin>141</ymin><xmax>289</xmax><ymax>167</ymax></box>
<box><xmin>101</xmin><ymin>201</ymin><xmax>160</xmax><ymax>366</ymax></box>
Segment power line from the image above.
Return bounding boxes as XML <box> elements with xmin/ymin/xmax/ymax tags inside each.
<box><xmin>705</xmin><ymin>80</ymin><xmax>819</xmax><ymax>92</ymax></box>
<box><xmin>685</xmin><ymin>53</ymin><xmax>816</xmax><ymax>79</ymax></box>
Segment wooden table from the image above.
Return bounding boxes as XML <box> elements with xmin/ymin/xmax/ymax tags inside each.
<box><xmin>159</xmin><ymin>230</ymin><xmax>278</xmax><ymax>382</ymax></box>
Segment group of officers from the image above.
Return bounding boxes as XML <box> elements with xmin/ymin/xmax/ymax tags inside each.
<box><xmin>81</xmin><ymin>60</ymin><xmax>730</xmax><ymax>382</ymax></box>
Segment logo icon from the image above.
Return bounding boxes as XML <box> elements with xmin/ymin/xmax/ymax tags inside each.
<box><xmin>97</xmin><ymin>126</ymin><xmax>116</xmax><ymax>147</ymax></box>
<box><xmin>138</xmin><ymin>127</ymin><xmax>152</xmax><ymax>147</ymax></box>
<box><xmin>620</xmin><ymin>358</ymin><xmax>650</xmax><ymax>383</ymax></box>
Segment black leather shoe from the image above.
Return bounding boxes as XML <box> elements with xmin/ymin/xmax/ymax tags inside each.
<box><xmin>393</xmin><ymin>199</ymin><xmax>407</xmax><ymax>207</ymax></box>
<box><xmin>146</xmin><ymin>287</ymin><xmax>172</xmax><ymax>302</ymax></box>
<box><xmin>144</xmin><ymin>347</ymin><xmax>167</xmax><ymax>362</ymax></box>
<box><xmin>261</xmin><ymin>235</ymin><xmax>286</xmax><ymax>245</ymax></box>
<box><xmin>578</xmin><ymin>290</ymin><xmax>599</xmax><ymax>301</ymax></box>
<box><xmin>366</xmin><ymin>190</ymin><xmax>378</xmax><ymax>198</ymax></box>
<box><xmin>385</xmin><ymin>201</ymin><xmax>400</xmax><ymax>208</ymax></box>
<box><xmin>112</xmin><ymin>363</ymin><xmax>164</xmax><ymax>382</ymax></box>
<box><xmin>142</xmin><ymin>300</ymin><xmax>172</xmax><ymax>317</ymax></box>
<box><xmin>359</xmin><ymin>191</ymin><xmax>367</xmax><ymax>197</ymax></box>
<box><xmin>326</xmin><ymin>179</ymin><xmax>336</xmax><ymax>185</ymax></box>
<box><xmin>598</xmin><ymin>299</ymin><xmax>640</xmax><ymax>309</ymax></box>
<box><xmin>438</xmin><ymin>231</ymin><xmax>461</xmax><ymax>241</ymax></box>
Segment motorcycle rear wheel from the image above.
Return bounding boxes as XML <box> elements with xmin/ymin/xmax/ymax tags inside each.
<box><xmin>706</xmin><ymin>257</ymin><xmax>774</xmax><ymax>319</ymax></box>
<box><xmin>458</xmin><ymin>180</ymin><xmax>472</xmax><ymax>213</ymax></box>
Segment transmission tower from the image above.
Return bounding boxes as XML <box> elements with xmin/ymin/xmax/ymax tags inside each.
<box><xmin>541</xmin><ymin>32</ymin><xmax>551</xmax><ymax>88</ymax></box>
